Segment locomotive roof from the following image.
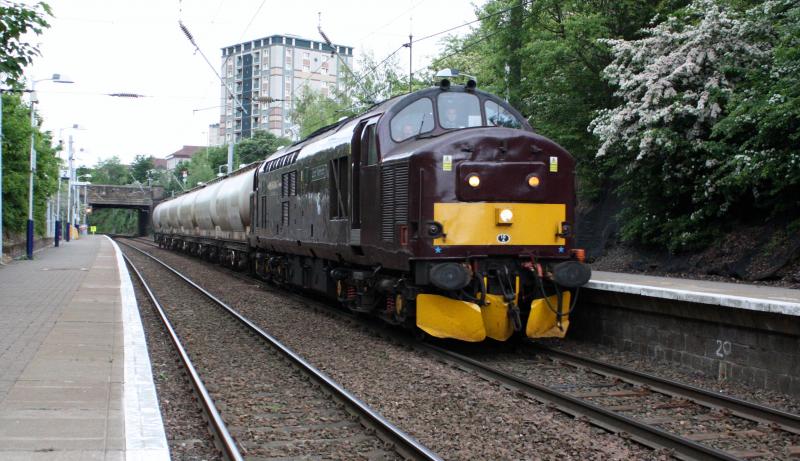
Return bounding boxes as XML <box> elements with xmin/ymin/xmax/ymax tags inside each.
<box><xmin>262</xmin><ymin>84</ymin><xmax>530</xmax><ymax>164</ymax></box>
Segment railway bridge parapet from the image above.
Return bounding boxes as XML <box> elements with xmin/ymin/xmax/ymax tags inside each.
<box><xmin>85</xmin><ymin>184</ymin><xmax>165</xmax><ymax>235</ymax></box>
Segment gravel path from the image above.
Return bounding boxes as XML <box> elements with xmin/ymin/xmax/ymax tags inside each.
<box><xmin>125</xmin><ymin>240</ymin><xmax>652</xmax><ymax>460</ymax></box>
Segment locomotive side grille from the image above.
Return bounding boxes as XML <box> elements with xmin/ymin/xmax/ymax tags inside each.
<box><xmin>281</xmin><ymin>201</ymin><xmax>289</xmax><ymax>226</ymax></box>
<box><xmin>380</xmin><ymin>162</ymin><xmax>409</xmax><ymax>242</ymax></box>
<box><xmin>281</xmin><ymin>170</ymin><xmax>297</xmax><ymax>197</ymax></box>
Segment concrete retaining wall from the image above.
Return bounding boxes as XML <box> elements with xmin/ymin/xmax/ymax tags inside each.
<box><xmin>570</xmin><ymin>289</ymin><xmax>800</xmax><ymax>397</ymax></box>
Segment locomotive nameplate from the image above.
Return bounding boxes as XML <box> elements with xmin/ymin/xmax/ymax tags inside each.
<box><xmin>311</xmin><ymin>164</ymin><xmax>327</xmax><ymax>181</ymax></box>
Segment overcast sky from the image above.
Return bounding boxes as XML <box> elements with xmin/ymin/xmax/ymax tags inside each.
<box><xmin>25</xmin><ymin>0</ymin><xmax>485</xmax><ymax>167</ymax></box>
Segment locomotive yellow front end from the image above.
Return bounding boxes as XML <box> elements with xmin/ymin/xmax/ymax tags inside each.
<box><xmin>384</xmin><ymin>84</ymin><xmax>591</xmax><ymax>342</ymax></box>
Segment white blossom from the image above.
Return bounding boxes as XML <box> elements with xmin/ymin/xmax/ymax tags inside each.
<box><xmin>589</xmin><ymin>0</ymin><xmax>770</xmax><ymax>160</ymax></box>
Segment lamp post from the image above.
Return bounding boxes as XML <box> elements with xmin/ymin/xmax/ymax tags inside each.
<box><xmin>82</xmin><ymin>180</ymin><xmax>91</xmax><ymax>234</ymax></box>
<box><xmin>76</xmin><ymin>174</ymin><xmax>91</xmax><ymax>237</ymax></box>
<box><xmin>54</xmin><ymin>124</ymin><xmax>82</xmax><ymax>246</ymax></box>
<box><xmin>27</xmin><ymin>74</ymin><xmax>74</xmax><ymax>259</ymax></box>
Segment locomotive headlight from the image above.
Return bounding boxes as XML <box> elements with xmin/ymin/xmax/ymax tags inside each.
<box><xmin>496</xmin><ymin>208</ymin><xmax>514</xmax><ymax>225</ymax></box>
<box><xmin>527</xmin><ymin>175</ymin><xmax>541</xmax><ymax>188</ymax></box>
<box><xmin>467</xmin><ymin>174</ymin><xmax>481</xmax><ymax>188</ymax></box>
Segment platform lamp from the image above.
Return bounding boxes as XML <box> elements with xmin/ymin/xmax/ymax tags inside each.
<box><xmin>75</xmin><ymin>173</ymin><xmax>91</xmax><ymax>238</ymax></box>
<box><xmin>78</xmin><ymin>174</ymin><xmax>91</xmax><ymax>235</ymax></box>
<box><xmin>55</xmin><ymin>124</ymin><xmax>83</xmax><ymax>247</ymax></box>
<box><xmin>27</xmin><ymin>73</ymin><xmax>74</xmax><ymax>259</ymax></box>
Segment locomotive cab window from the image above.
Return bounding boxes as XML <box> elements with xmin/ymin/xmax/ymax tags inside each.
<box><xmin>390</xmin><ymin>98</ymin><xmax>434</xmax><ymax>142</ymax></box>
<box><xmin>485</xmin><ymin>100</ymin><xmax>522</xmax><ymax>129</ymax></box>
<box><xmin>438</xmin><ymin>92</ymin><xmax>482</xmax><ymax>129</ymax></box>
<box><xmin>363</xmin><ymin>124</ymin><xmax>378</xmax><ymax>165</ymax></box>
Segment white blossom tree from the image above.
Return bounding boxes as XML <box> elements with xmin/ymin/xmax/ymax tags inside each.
<box><xmin>589</xmin><ymin>0</ymin><xmax>770</xmax><ymax>160</ymax></box>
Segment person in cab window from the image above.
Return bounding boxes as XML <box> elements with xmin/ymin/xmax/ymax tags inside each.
<box><xmin>443</xmin><ymin>106</ymin><xmax>463</xmax><ymax>128</ymax></box>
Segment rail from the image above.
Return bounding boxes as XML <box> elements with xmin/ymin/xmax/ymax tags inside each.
<box><xmin>117</xmin><ymin>239</ymin><xmax>442</xmax><ymax>461</ymax></box>
<box><xmin>421</xmin><ymin>344</ymin><xmax>739</xmax><ymax>461</ymax></box>
<box><xmin>533</xmin><ymin>344</ymin><xmax>800</xmax><ymax>435</ymax></box>
<box><xmin>122</xmin><ymin>251</ymin><xmax>244</xmax><ymax>461</ymax></box>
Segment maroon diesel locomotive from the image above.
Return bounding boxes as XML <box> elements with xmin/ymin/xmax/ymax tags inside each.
<box><xmin>153</xmin><ymin>76</ymin><xmax>591</xmax><ymax>342</ymax></box>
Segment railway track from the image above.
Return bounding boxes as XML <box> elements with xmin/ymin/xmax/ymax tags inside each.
<box><xmin>117</xmin><ymin>238</ymin><xmax>440</xmax><ymax>461</ymax></box>
<box><xmin>123</xmin><ymin>250</ymin><xmax>242</xmax><ymax>460</ymax></box>
<box><xmin>124</xmin><ymin>236</ymin><xmax>800</xmax><ymax>459</ymax></box>
<box><xmin>427</xmin><ymin>344</ymin><xmax>800</xmax><ymax>460</ymax></box>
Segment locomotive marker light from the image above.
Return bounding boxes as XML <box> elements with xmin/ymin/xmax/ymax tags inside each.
<box><xmin>527</xmin><ymin>175</ymin><xmax>541</xmax><ymax>188</ymax></box>
<box><xmin>467</xmin><ymin>173</ymin><xmax>481</xmax><ymax>188</ymax></box>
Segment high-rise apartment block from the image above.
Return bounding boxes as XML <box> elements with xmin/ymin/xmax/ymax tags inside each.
<box><xmin>219</xmin><ymin>34</ymin><xmax>354</xmax><ymax>142</ymax></box>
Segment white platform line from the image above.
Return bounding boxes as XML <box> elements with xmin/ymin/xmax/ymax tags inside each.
<box><xmin>587</xmin><ymin>279</ymin><xmax>800</xmax><ymax>317</ymax></box>
<box><xmin>106</xmin><ymin>236</ymin><xmax>170</xmax><ymax>460</ymax></box>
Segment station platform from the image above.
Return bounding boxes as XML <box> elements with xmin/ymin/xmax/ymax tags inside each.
<box><xmin>589</xmin><ymin>270</ymin><xmax>800</xmax><ymax>316</ymax></box>
<box><xmin>0</xmin><ymin>235</ymin><xmax>168</xmax><ymax>460</ymax></box>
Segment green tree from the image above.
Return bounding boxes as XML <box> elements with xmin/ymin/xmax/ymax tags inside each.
<box><xmin>237</xmin><ymin>130</ymin><xmax>291</xmax><ymax>164</ymax></box>
<box><xmin>88</xmin><ymin>209</ymin><xmax>138</xmax><ymax>235</ymax></box>
<box><xmin>291</xmin><ymin>86</ymin><xmax>350</xmax><ymax>138</ymax></box>
<box><xmin>0</xmin><ymin>1</ymin><xmax>51</xmax><ymax>86</ymax></box>
<box><xmin>708</xmin><ymin>0</ymin><xmax>800</xmax><ymax>218</ymax></box>
<box><xmin>86</xmin><ymin>157</ymin><xmax>130</xmax><ymax>185</ymax></box>
<box><xmin>130</xmin><ymin>154</ymin><xmax>154</xmax><ymax>183</ymax></box>
<box><xmin>590</xmin><ymin>0</ymin><xmax>781</xmax><ymax>250</ymax></box>
<box><xmin>432</xmin><ymin>0</ymin><xmax>677</xmax><ymax>198</ymax></box>
<box><xmin>290</xmin><ymin>52</ymin><xmax>407</xmax><ymax>139</ymax></box>
<box><xmin>1</xmin><ymin>92</ymin><xmax>60</xmax><ymax>236</ymax></box>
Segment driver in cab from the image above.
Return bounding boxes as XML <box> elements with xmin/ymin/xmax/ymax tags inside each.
<box><xmin>442</xmin><ymin>106</ymin><xmax>467</xmax><ymax>129</ymax></box>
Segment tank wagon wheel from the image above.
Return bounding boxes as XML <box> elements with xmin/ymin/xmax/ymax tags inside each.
<box><xmin>236</xmin><ymin>252</ymin><xmax>249</xmax><ymax>272</ymax></box>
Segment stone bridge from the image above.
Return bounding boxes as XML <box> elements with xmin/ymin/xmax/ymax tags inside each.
<box><xmin>85</xmin><ymin>185</ymin><xmax>165</xmax><ymax>235</ymax></box>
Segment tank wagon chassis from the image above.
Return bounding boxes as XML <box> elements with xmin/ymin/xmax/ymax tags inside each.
<box><xmin>154</xmin><ymin>78</ymin><xmax>591</xmax><ymax>343</ymax></box>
